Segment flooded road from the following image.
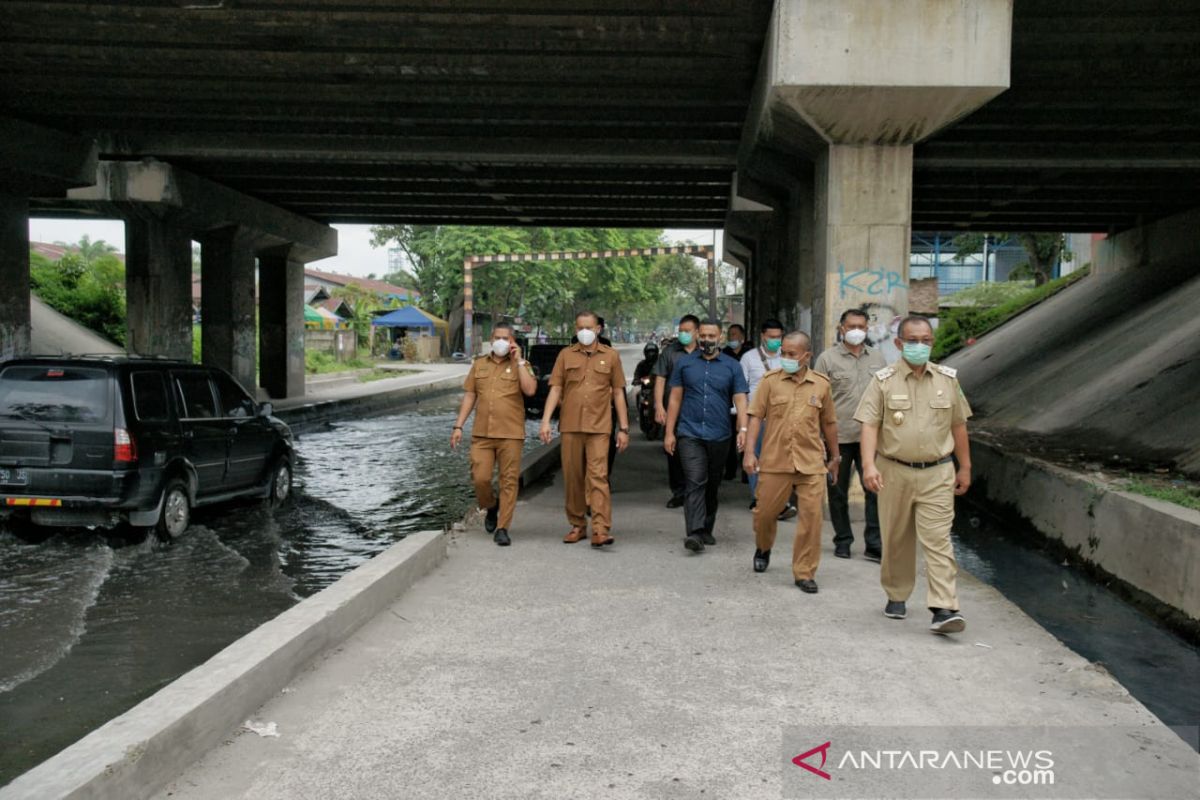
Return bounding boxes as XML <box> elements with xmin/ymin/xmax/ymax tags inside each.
<box><xmin>0</xmin><ymin>395</ymin><xmax>543</xmax><ymax>784</ymax></box>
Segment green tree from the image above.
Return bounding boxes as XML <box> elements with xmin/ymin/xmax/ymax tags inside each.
<box><xmin>951</xmin><ymin>232</ymin><xmax>1071</xmax><ymax>287</ymax></box>
<box><xmin>30</xmin><ymin>249</ymin><xmax>127</xmax><ymax>345</ymax></box>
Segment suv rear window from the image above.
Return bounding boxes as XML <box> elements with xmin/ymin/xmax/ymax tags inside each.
<box><xmin>131</xmin><ymin>371</ymin><xmax>171</xmax><ymax>421</ymax></box>
<box><xmin>0</xmin><ymin>365</ymin><xmax>110</xmax><ymax>423</ymax></box>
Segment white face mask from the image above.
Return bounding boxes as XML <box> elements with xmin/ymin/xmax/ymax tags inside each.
<box><xmin>576</xmin><ymin>328</ymin><xmax>597</xmax><ymax>346</ymax></box>
<box><xmin>843</xmin><ymin>329</ymin><xmax>867</xmax><ymax>346</ymax></box>
<box><xmin>491</xmin><ymin>339</ymin><xmax>511</xmax><ymax>357</ymax></box>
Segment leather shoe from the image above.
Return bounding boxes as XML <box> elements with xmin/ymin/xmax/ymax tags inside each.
<box><xmin>795</xmin><ymin>578</ymin><xmax>819</xmax><ymax>594</ymax></box>
<box><xmin>834</xmin><ymin>544</ymin><xmax>851</xmax><ymax>559</ymax></box>
<box><xmin>493</xmin><ymin>528</ymin><xmax>511</xmax><ymax>546</ymax></box>
<box><xmin>884</xmin><ymin>600</ymin><xmax>907</xmax><ymax>619</ymax></box>
<box><xmin>930</xmin><ymin>608</ymin><xmax>966</xmax><ymax>634</ymax></box>
<box><xmin>666</xmin><ymin>495</ymin><xmax>685</xmax><ymax>508</ymax></box>
<box><xmin>777</xmin><ymin>503</ymin><xmax>797</xmax><ymax>521</ymax></box>
<box><xmin>864</xmin><ymin>549</ymin><xmax>882</xmax><ymax>563</ymax></box>
<box><xmin>700</xmin><ymin>531</ymin><xmax>716</xmax><ymax>546</ymax></box>
<box><xmin>591</xmin><ymin>531</ymin><xmax>614</xmax><ymax>548</ymax></box>
<box><xmin>563</xmin><ymin>527</ymin><xmax>587</xmax><ymax>543</ymax></box>
<box><xmin>484</xmin><ymin>502</ymin><xmax>499</xmax><ymax>533</ymax></box>
<box><xmin>684</xmin><ymin>534</ymin><xmax>705</xmax><ymax>552</ymax></box>
<box><xmin>753</xmin><ymin>549</ymin><xmax>770</xmax><ymax>572</ymax></box>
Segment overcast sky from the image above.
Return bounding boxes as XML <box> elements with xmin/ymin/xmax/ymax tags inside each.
<box><xmin>29</xmin><ymin>218</ymin><xmax>723</xmax><ymax>279</ymax></box>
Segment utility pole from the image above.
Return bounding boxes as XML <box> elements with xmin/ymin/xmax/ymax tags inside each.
<box><xmin>706</xmin><ymin>255</ymin><xmax>718</xmax><ymax>321</ymax></box>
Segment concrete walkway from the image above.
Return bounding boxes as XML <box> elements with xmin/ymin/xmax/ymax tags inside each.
<box><xmin>276</xmin><ymin>361</ymin><xmax>471</xmax><ymax>411</ymax></box>
<box><xmin>158</xmin><ymin>432</ymin><xmax>1195</xmax><ymax>799</ymax></box>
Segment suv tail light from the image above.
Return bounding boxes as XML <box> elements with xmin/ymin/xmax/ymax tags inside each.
<box><xmin>114</xmin><ymin>428</ymin><xmax>138</xmax><ymax>464</ymax></box>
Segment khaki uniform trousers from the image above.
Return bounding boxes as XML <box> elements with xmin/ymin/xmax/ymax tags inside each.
<box><xmin>877</xmin><ymin>458</ymin><xmax>959</xmax><ymax>610</ymax></box>
<box><xmin>469</xmin><ymin>437</ymin><xmax>523</xmax><ymax>530</ymax></box>
<box><xmin>561</xmin><ymin>432</ymin><xmax>612</xmax><ymax>533</ymax></box>
<box><xmin>753</xmin><ymin>472</ymin><xmax>825</xmax><ymax>580</ymax></box>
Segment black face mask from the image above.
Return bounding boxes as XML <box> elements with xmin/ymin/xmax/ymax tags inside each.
<box><xmin>699</xmin><ymin>340</ymin><xmax>720</xmax><ymax>356</ymax></box>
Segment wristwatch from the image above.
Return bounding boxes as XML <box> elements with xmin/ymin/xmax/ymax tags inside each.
<box><xmin>618</xmin><ymin>426</ymin><xmax>630</xmax><ymax>434</ymax></box>
<box><xmin>739</xmin><ymin>426</ymin><xmax>749</xmax><ymax>432</ymax></box>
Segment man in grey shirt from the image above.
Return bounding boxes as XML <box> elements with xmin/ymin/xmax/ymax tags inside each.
<box><xmin>813</xmin><ymin>307</ymin><xmax>888</xmax><ymax>560</ymax></box>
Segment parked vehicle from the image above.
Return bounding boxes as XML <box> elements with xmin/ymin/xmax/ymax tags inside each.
<box><xmin>0</xmin><ymin>356</ymin><xmax>293</xmax><ymax>539</ymax></box>
<box><xmin>523</xmin><ymin>342</ymin><xmax>569</xmax><ymax>420</ymax></box>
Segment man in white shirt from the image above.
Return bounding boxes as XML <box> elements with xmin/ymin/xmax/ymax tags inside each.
<box><xmin>741</xmin><ymin>319</ymin><xmax>795</xmax><ymax>519</ymax></box>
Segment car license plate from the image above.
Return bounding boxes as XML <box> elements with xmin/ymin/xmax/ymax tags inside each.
<box><xmin>0</xmin><ymin>467</ymin><xmax>29</xmax><ymax>486</ymax></box>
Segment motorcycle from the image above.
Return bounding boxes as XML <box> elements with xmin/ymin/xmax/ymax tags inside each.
<box><xmin>636</xmin><ymin>376</ymin><xmax>662</xmax><ymax>440</ymax></box>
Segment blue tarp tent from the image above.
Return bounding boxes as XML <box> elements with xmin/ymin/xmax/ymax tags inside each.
<box><xmin>370</xmin><ymin>306</ymin><xmax>436</xmax><ymax>329</ymax></box>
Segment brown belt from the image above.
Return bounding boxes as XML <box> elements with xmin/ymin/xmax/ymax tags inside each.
<box><xmin>883</xmin><ymin>454</ymin><xmax>954</xmax><ymax>469</ymax></box>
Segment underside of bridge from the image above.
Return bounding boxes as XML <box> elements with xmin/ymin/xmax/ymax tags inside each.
<box><xmin>1</xmin><ymin>0</ymin><xmax>1198</xmax><ymax>395</ymax></box>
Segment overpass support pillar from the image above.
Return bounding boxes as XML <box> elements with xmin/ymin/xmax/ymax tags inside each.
<box><xmin>258</xmin><ymin>247</ymin><xmax>305</xmax><ymax>400</ymax></box>
<box><xmin>200</xmin><ymin>226</ymin><xmax>257</xmax><ymax>392</ymax></box>
<box><xmin>0</xmin><ymin>194</ymin><xmax>31</xmax><ymax>360</ymax></box>
<box><xmin>812</xmin><ymin>145</ymin><xmax>913</xmax><ymax>353</ymax></box>
<box><xmin>125</xmin><ymin>213</ymin><xmax>193</xmax><ymax>360</ymax></box>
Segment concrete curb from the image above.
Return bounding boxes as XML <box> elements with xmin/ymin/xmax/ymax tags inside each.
<box><xmin>519</xmin><ymin>440</ymin><xmax>561</xmax><ymax>489</ymax></box>
<box><xmin>275</xmin><ymin>374</ymin><xmax>463</xmax><ymax>434</ymax></box>
<box><xmin>969</xmin><ymin>439</ymin><xmax>1200</xmax><ymax>626</ymax></box>
<box><xmin>0</xmin><ymin>530</ymin><xmax>447</xmax><ymax>800</ymax></box>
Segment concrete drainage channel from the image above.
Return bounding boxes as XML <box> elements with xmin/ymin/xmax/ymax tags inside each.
<box><xmin>0</xmin><ymin>531</ymin><xmax>447</xmax><ymax>800</ymax></box>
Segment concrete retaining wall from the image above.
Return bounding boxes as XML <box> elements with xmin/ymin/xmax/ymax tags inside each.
<box><xmin>970</xmin><ymin>439</ymin><xmax>1200</xmax><ymax>626</ymax></box>
<box><xmin>275</xmin><ymin>373</ymin><xmax>463</xmax><ymax>434</ymax></box>
<box><xmin>0</xmin><ymin>530</ymin><xmax>446</xmax><ymax>800</ymax></box>
<box><xmin>519</xmin><ymin>440</ymin><xmax>561</xmax><ymax>489</ymax></box>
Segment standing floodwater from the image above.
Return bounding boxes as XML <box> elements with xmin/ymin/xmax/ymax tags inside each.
<box><xmin>0</xmin><ymin>396</ymin><xmax>513</xmax><ymax>785</ymax></box>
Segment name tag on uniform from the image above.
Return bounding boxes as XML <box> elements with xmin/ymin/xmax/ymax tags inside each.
<box><xmin>890</xmin><ymin>394</ymin><xmax>908</xmax><ymax>400</ymax></box>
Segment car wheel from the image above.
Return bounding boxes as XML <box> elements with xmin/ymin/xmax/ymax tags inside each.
<box><xmin>267</xmin><ymin>455</ymin><xmax>292</xmax><ymax>509</ymax></box>
<box><xmin>156</xmin><ymin>479</ymin><xmax>191</xmax><ymax>540</ymax></box>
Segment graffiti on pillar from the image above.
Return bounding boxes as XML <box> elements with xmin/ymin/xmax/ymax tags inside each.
<box><xmin>837</xmin><ymin>264</ymin><xmax>907</xmax><ymax>298</ymax></box>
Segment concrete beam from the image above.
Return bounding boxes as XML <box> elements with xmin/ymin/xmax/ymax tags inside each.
<box><xmin>0</xmin><ymin>117</ymin><xmax>97</xmax><ymax>196</ymax></box>
<box><xmin>0</xmin><ymin>194</ymin><xmax>31</xmax><ymax>360</ymax></box>
<box><xmin>200</xmin><ymin>226</ymin><xmax>258</xmax><ymax>392</ymax></box>
<box><xmin>258</xmin><ymin>247</ymin><xmax>306</xmax><ymax>400</ymax></box>
<box><xmin>67</xmin><ymin>160</ymin><xmax>337</xmax><ymax>263</ymax></box>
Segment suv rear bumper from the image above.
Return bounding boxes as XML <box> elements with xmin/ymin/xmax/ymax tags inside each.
<box><xmin>0</xmin><ymin>467</ymin><xmax>164</xmax><ymax>527</ymax></box>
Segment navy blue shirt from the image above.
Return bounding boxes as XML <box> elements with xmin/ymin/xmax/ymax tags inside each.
<box><xmin>668</xmin><ymin>351</ymin><xmax>750</xmax><ymax>441</ymax></box>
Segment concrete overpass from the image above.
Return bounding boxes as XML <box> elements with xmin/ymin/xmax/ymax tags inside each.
<box><xmin>1</xmin><ymin>0</ymin><xmax>1198</xmax><ymax>396</ymax></box>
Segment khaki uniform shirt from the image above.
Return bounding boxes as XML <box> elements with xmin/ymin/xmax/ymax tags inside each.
<box><xmin>853</xmin><ymin>360</ymin><xmax>972</xmax><ymax>462</ymax></box>
<box><xmin>549</xmin><ymin>343</ymin><xmax>626</xmax><ymax>434</ymax></box>
<box><xmin>814</xmin><ymin>342</ymin><xmax>888</xmax><ymax>444</ymax></box>
<box><xmin>748</xmin><ymin>368</ymin><xmax>837</xmax><ymax>475</ymax></box>
<box><xmin>463</xmin><ymin>355</ymin><xmax>531</xmax><ymax>440</ymax></box>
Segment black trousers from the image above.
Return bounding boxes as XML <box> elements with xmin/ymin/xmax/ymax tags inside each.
<box><xmin>827</xmin><ymin>441</ymin><xmax>882</xmax><ymax>551</ymax></box>
<box><xmin>665</xmin><ymin>422</ymin><xmax>685</xmax><ymax>499</ymax></box>
<box><xmin>723</xmin><ymin>412</ymin><xmax>740</xmax><ymax>479</ymax></box>
<box><xmin>677</xmin><ymin>436</ymin><xmax>731</xmax><ymax>537</ymax></box>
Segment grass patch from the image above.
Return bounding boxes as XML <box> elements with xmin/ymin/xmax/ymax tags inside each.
<box><xmin>1125</xmin><ymin>478</ymin><xmax>1200</xmax><ymax>511</ymax></box>
<box><xmin>358</xmin><ymin>369</ymin><xmax>418</xmax><ymax>383</ymax></box>
<box><xmin>305</xmin><ymin>351</ymin><xmax>375</xmax><ymax>374</ymax></box>
<box><xmin>933</xmin><ymin>267</ymin><xmax>1090</xmax><ymax>360</ymax></box>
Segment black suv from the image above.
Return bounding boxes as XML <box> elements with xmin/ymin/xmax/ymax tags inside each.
<box><xmin>0</xmin><ymin>357</ymin><xmax>294</xmax><ymax>538</ymax></box>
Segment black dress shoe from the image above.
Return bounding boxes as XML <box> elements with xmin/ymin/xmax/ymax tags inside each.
<box><xmin>666</xmin><ymin>495</ymin><xmax>686</xmax><ymax>509</ymax></box>
<box><xmin>795</xmin><ymin>578</ymin><xmax>819</xmax><ymax>594</ymax></box>
<box><xmin>684</xmin><ymin>534</ymin><xmax>705</xmax><ymax>552</ymax></box>
<box><xmin>700</xmin><ymin>531</ymin><xmax>716</xmax><ymax>545</ymax></box>
<box><xmin>834</xmin><ymin>544</ymin><xmax>851</xmax><ymax>559</ymax></box>
<box><xmin>484</xmin><ymin>502</ymin><xmax>499</xmax><ymax>533</ymax></box>
<box><xmin>749</xmin><ymin>499</ymin><xmax>757</xmax><ymax>510</ymax></box>
<box><xmin>930</xmin><ymin>608</ymin><xmax>966</xmax><ymax>634</ymax></box>
<box><xmin>753</xmin><ymin>549</ymin><xmax>770</xmax><ymax>572</ymax></box>
<box><xmin>884</xmin><ymin>600</ymin><xmax>907</xmax><ymax>619</ymax></box>
<box><xmin>864</xmin><ymin>549</ymin><xmax>882</xmax><ymax>562</ymax></box>
<box><xmin>493</xmin><ymin>528</ymin><xmax>511</xmax><ymax>546</ymax></box>
<box><xmin>777</xmin><ymin>503</ymin><xmax>797</xmax><ymax>521</ymax></box>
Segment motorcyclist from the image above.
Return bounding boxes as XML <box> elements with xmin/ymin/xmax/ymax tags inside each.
<box><xmin>633</xmin><ymin>341</ymin><xmax>659</xmax><ymax>385</ymax></box>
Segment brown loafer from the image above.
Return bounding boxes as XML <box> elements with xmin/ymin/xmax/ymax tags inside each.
<box><xmin>590</xmin><ymin>531</ymin><xmax>614</xmax><ymax>548</ymax></box>
<box><xmin>563</xmin><ymin>527</ymin><xmax>588</xmax><ymax>544</ymax></box>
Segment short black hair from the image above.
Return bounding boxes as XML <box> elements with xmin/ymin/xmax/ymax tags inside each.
<box><xmin>840</xmin><ymin>308</ymin><xmax>869</xmax><ymax>325</ymax></box>
<box><xmin>727</xmin><ymin>323</ymin><xmax>746</xmax><ymax>334</ymax></box>
<box><xmin>597</xmin><ymin>316</ymin><xmax>605</xmax><ymax>330</ymax></box>
<box><xmin>698</xmin><ymin>318</ymin><xmax>722</xmax><ymax>332</ymax></box>
<box><xmin>760</xmin><ymin>318</ymin><xmax>784</xmax><ymax>334</ymax></box>
<box><xmin>897</xmin><ymin>315</ymin><xmax>934</xmax><ymax>338</ymax></box>
<box><xmin>679</xmin><ymin>314</ymin><xmax>701</xmax><ymax>328</ymax></box>
<box><xmin>575</xmin><ymin>310</ymin><xmax>599</xmax><ymax>325</ymax></box>
<box><xmin>492</xmin><ymin>321</ymin><xmax>515</xmax><ymax>336</ymax></box>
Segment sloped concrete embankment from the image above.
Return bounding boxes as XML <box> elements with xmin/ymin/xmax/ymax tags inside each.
<box><xmin>274</xmin><ymin>373</ymin><xmax>464</xmax><ymax>434</ymax></box>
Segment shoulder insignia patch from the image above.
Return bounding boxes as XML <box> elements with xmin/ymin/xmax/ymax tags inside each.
<box><xmin>874</xmin><ymin>366</ymin><xmax>895</xmax><ymax>381</ymax></box>
<box><xmin>935</xmin><ymin>364</ymin><xmax>958</xmax><ymax>379</ymax></box>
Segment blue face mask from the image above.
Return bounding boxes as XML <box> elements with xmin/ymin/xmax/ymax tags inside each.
<box><xmin>677</xmin><ymin>331</ymin><xmax>694</xmax><ymax>346</ymax></box>
<box><xmin>902</xmin><ymin>342</ymin><xmax>932</xmax><ymax>366</ymax></box>
<box><xmin>780</xmin><ymin>358</ymin><xmax>801</xmax><ymax>374</ymax></box>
